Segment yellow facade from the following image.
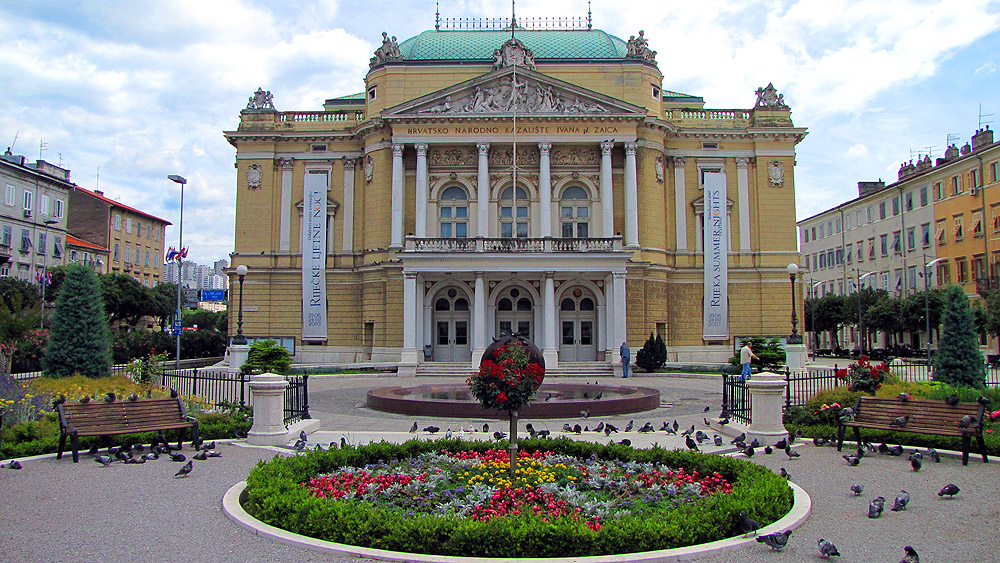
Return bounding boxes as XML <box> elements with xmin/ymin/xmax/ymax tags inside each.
<box><xmin>225</xmin><ymin>25</ymin><xmax>806</xmax><ymax>368</ymax></box>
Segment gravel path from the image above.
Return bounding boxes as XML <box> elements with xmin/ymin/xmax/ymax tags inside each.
<box><xmin>2</xmin><ymin>374</ymin><xmax>998</xmax><ymax>562</ymax></box>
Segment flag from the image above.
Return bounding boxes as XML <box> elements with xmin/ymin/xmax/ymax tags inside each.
<box><xmin>165</xmin><ymin>247</ymin><xmax>178</xmax><ymax>262</ymax></box>
<box><xmin>179</xmin><ymin>247</ymin><xmax>189</xmax><ymax>259</ymax></box>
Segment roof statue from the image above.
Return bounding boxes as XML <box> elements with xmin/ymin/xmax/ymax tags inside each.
<box><xmin>754</xmin><ymin>83</ymin><xmax>789</xmax><ymax>109</ymax></box>
<box><xmin>246</xmin><ymin>88</ymin><xmax>275</xmax><ymax>110</ymax></box>
<box><xmin>625</xmin><ymin>30</ymin><xmax>656</xmax><ymax>63</ymax></box>
<box><xmin>370</xmin><ymin>32</ymin><xmax>403</xmax><ymax>68</ymax></box>
<box><xmin>492</xmin><ymin>36</ymin><xmax>536</xmax><ymax>70</ymax></box>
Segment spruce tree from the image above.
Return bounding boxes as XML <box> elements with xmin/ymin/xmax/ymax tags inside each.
<box><xmin>932</xmin><ymin>285</ymin><xmax>984</xmax><ymax>387</ymax></box>
<box><xmin>43</xmin><ymin>264</ymin><xmax>112</xmax><ymax>378</ymax></box>
<box><xmin>654</xmin><ymin>333</ymin><xmax>668</xmax><ymax>367</ymax></box>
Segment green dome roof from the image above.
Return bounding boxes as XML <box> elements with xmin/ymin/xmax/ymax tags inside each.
<box><xmin>397</xmin><ymin>29</ymin><xmax>628</xmax><ymax>61</ymax></box>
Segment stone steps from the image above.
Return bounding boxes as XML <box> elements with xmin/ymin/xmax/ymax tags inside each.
<box><xmin>416</xmin><ymin>361</ymin><xmax>614</xmax><ymax>377</ymax></box>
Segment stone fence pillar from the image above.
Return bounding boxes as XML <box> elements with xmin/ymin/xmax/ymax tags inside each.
<box><xmin>227</xmin><ymin>343</ymin><xmax>250</xmax><ymax>374</ymax></box>
<box><xmin>248</xmin><ymin>373</ymin><xmax>288</xmax><ymax>446</ymax></box>
<box><xmin>745</xmin><ymin>371</ymin><xmax>788</xmax><ymax>446</ymax></box>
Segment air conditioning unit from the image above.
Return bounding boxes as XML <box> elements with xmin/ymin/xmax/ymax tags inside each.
<box><xmin>22</xmin><ymin>209</ymin><xmax>31</xmax><ymax>218</ymax></box>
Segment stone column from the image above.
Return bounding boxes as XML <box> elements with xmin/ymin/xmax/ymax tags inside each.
<box><xmin>278</xmin><ymin>158</ymin><xmax>294</xmax><ymax>252</ymax></box>
<box><xmin>538</xmin><ymin>142</ymin><xmax>552</xmax><ymax>238</ymax></box>
<box><xmin>477</xmin><ymin>143</ymin><xmax>490</xmax><ymax>237</ymax></box>
<box><xmin>399</xmin><ymin>271</ymin><xmax>419</xmax><ymax>375</ymax></box>
<box><xmin>624</xmin><ymin>142</ymin><xmax>639</xmax><ymax>248</ymax></box>
<box><xmin>604</xmin><ymin>273</ymin><xmax>615</xmax><ymax>354</ymax></box>
<box><xmin>416</xmin><ymin>277</ymin><xmax>425</xmax><ymax>363</ymax></box>
<box><xmin>390</xmin><ymin>144</ymin><xmax>404</xmax><ymax>249</ymax></box>
<box><xmin>736</xmin><ymin>157</ymin><xmax>751</xmax><ymax>252</ymax></box>
<box><xmin>744</xmin><ymin>372</ymin><xmax>789</xmax><ymax>446</ymax></box>
<box><xmin>612</xmin><ymin>271</ymin><xmax>627</xmax><ymax>377</ymax></box>
<box><xmin>415</xmin><ymin>143</ymin><xmax>429</xmax><ymax>238</ymax></box>
<box><xmin>472</xmin><ymin>272</ymin><xmax>486</xmax><ymax>367</ymax></box>
<box><xmin>341</xmin><ymin>158</ymin><xmax>355</xmax><ymax>253</ymax></box>
<box><xmin>247</xmin><ymin>373</ymin><xmax>288</xmax><ymax>446</ymax></box>
<box><xmin>600</xmin><ymin>141</ymin><xmax>614</xmax><ymax>238</ymax></box>
<box><xmin>673</xmin><ymin>157</ymin><xmax>687</xmax><ymax>251</ymax></box>
<box><xmin>228</xmin><ymin>343</ymin><xmax>250</xmax><ymax>374</ymax></box>
<box><xmin>542</xmin><ymin>272</ymin><xmax>558</xmax><ymax>368</ymax></box>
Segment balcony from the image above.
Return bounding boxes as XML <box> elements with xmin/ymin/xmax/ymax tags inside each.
<box><xmin>403</xmin><ymin>236</ymin><xmax>624</xmax><ymax>253</ymax></box>
<box><xmin>0</xmin><ymin>245</ymin><xmax>10</xmax><ymax>264</ymax></box>
<box><xmin>976</xmin><ymin>276</ymin><xmax>999</xmax><ymax>296</ymax></box>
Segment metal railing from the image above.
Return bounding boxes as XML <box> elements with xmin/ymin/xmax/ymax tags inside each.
<box><xmin>283</xmin><ymin>375</ymin><xmax>310</xmax><ymax>425</ymax></box>
<box><xmin>10</xmin><ymin>357</ymin><xmax>224</xmax><ymax>382</ymax></box>
<box><xmin>721</xmin><ymin>374</ymin><xmax>751</xmax><ymax>425</ymax></box>
<box><xmin>405</xmin><ymin>236</ymin><xmax>624</xmax><ymax>253</ymax></box>
<box><xmin>158</xmin><ymin>368</ymin><xmax>251</xmax><ymax>407</ymax></box>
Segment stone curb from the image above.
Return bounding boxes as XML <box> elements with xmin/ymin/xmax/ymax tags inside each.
<box><xmin>222</xmin><ymin>480</ymin><xmax>811</xmax><ymax>563</ymax></box>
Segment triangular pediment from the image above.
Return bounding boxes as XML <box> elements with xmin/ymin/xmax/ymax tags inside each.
<box><xmin>383</xmin><ymin>66</ymin><xmax>647</xmax><ymax>119</ymax></box>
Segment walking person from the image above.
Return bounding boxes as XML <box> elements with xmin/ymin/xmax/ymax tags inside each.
<box><xmin>740</xmin><ymin>341</ymin><xmax>758</xmax><ymax>382</ymax></box>
<box><xmin>620</xmin><ymin>341</ymin><xmax>631</xmax><ymax>378</ymax></box>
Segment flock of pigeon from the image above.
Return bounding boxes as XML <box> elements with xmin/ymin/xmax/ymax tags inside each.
<box><xmin>91</xmin><ymin>434</ymin><xmax>222</xmax><ymax>478</ymax></box>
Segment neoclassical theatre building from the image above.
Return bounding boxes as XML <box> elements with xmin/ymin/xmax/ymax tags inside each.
<box><xmin>225</xmin><ymin>19</ymin><xmax>806</xmax><ymax>374</ymax></box>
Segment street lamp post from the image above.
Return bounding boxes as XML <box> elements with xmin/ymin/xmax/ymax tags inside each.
<box><xmin>39</xmin><ymin>218</ymin><xmax>59</xmax><ymax>329</ymax></box>
<box><xmin>786</xmin><ymin>263</ymin><xmax>803</xmax><ymax>344</ymax></box>
<box><xmin>856</xmin><ymin>270</ymin><xmax>875</xmax><ymax>356</ymax></box>
<box><xmin>923</xmin><ymin>254</ymin><xmax>945</xmax><ymax>365</ymax></box>
<box><xmin>232</xmin><ymin>265</ymin><xmax>248</xmax><ymax>345</ymax></box>
<box><xmin>168</xmin><ymin>174</ymin><xmax>187</xmax><ymax>370</ymax></box>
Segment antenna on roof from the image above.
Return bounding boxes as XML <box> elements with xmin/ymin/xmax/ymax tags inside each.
<box><xmin>588</xmin><ymin>1</ymin><xmax>592</xmax><ymax>29</ymax></box>
<box><xmin>946</xmin><ymin>133</ymin><xmax>960</xmax><ymax>147</ymax></box>
<box><xmin>96</xmin><ymin>166</ymin><xmax>100</xmax><ymax>191</ymax></box>
<box><xmin>9</xmin><ymin>131</ymin><xmax>17</xmax><ymax>152</ymax></box>
<box><xmin>980</xmin><ymin>103</ymin><xmax>994</xmax><ymax>129</ymax></box>
<box><xmin>435</xmin><ymin>2</ymin><xmax>439</xmax><ymax>30</ymax></box>
<box><xmin>39</xmin><ymin>137</ymin><xmax>48</xmax><ymax>161</ymax></box>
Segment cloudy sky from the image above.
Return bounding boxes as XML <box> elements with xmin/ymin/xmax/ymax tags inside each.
<box><xmin>1</xmin><ymin>0</ymin><xmax>998</xmax><ymax>264</ymax></box>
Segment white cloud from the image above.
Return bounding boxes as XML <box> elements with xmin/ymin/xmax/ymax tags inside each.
<box><xmin>976</xmin><ymin>61</ymin><xmax>997</xmax><ymax>74</ymax></box>
<box><xmin>846</xmin><ymin>144</ymin><xmax>869</xmax><ymax>159</ymax></box>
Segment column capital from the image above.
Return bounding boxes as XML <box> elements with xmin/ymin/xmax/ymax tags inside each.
<box><xmin>600</xmin><ymin>140</ymin><xmax>615</xmax><ymax>155</ymax></box>
<box><xmin>538</xmin><ymin>142</ymin><xmax>552</xmax><ymax>155</ymax></box>
<box><xmin>624</xmin><ymin>142</ymin><xmax>638</xmax><ymax>155</ymax></box>
<box><xmin>477</xmin><ymin>142</ymin><xmax>491</xmax><ymax>156</ymax></box>
<box><xmin>673</xmin><ymin>156</ymin><xmax>686</xmax><ymax>167</ymax></box>
<box><xmin>543</xmin><ymin>271</ymin><xmax>555</xmax><ymax>279</ymax></box>
<box><xmin>277</xmin><ymin>157</ymin><xmax>295</xmax><ymax>170</ymax></box>
<box><xmin>612</xmin><ymin>271</ymin><xmax>627</xmax><ymax>280</ymax></box>
<box><xmin>735</xmin><ymin>157</ymin><xmax>750</xmax><ymax>169</ymax></box>
<box><xmin>342</xmin><ymin>157</ymin><xmax>356</xmax><ymax>170</ymax></box>
<box><xmin>404</xmin><ymin>271</ymin><xmax>418</xmax><ymax>280</ymax></box>
<box><xmin>415</xmin><ymin>143</ymin><xmax>428</xmax><ymax>156</ymax></box>
<box><xmin>392</xmin><ymin>144</ymin><xmax>404</xmax><ymax>157</ymax></box>
<box><xmin>474</xmin><ymin>271</ymin><xmax>485</xmax><ymax>279</ymax></box>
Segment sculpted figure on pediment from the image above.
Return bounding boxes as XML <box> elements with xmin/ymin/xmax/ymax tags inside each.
<box><xmin>551</xmin><ymin>147</ymin><xmax>599</xmax><ymax>166</ymax></box>
<box><xmin>625</xmin><ymin>30</ymin><xmax>657</xmax><ymax>64</ymax></box>
<box><xmin>429</xmin><ymin>147</ymin><xmax>475</xmax><ymax>167</ymax></box>
<box><xmin>370</xmin><ymin>32</ymin><xmax>403</xmax><ymax>68</ymax></box>
<box><xmin>489</xmin><ymin>147</ymin><xmax>539</xmax><ymax>167</ymax></box>
<box><xmin>416</xmin><ymin>77</ymin><xmax>607</xmax><ymax>115</ymax></box>
<box><xmin>493</xmin><ymin>37</ymin><xmax>536</xmax><ymax>70</ymax></box>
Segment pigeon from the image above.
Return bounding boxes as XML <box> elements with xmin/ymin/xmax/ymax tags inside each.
<box><xmin>409</xmin><ymin>421</ymin><xmax>418</xmax><ymax>433</ymax></box>
<box><xmin>6</xmin><ymin>460</ymin><xmax>22</xmax><ymax>469</ymax></box>
<box><xmin>314</xmin><ymin>443</ymin><xmax>322</xmax><ymax>451</ymax></box>
<box><xmin>328</xmin><ymin>441</ymin><xmax>337</xmax><ymax>450</ymax></box>
<box><xmin>703</xmin><ymin>417</ymin><xmax>711</xmax><ymax>427</ymax></box>
<box><xmin>605</xmin><ymin>423</ymin><xmax>619</xmax><ymax>434</ymax></box>
<box><xmin>756</xmin><ymin>530</ymin><xmax>792</xmax><ymax>551</ymax></box>
<box><xmin>340</xmin><ymin>437</ymin><xmax>350</xmax><ymax>449</ymax></box>
<box><xmin>890</xmin><ymin>415</ymin><xmax>909</xmax><ymax>428</ymax></box>
<box><xmin>105</xmin><ymin>392</ymin><xmax>116</xmax><ymax>403</ymax></box>
<box><xmin>911</xmin><ymin>457</ymin><xmax>922</xmax><ymax>472</ymax></box>
<box><xmin>737</xmin><ymin>510</ymin><xmax>760</xmax><ymax>536</ymax></box>
<box><xmin>638</xmin><ymin>422</ymin><xmax>655</xmax><ymax>433</ymax></box>
<box><xmin>124</xmin><ymin>455</ymin><xmax>145</xmax><ymax>464</ymax></box>
<box><xmin>525</xmin><ymin>423</ymin><xmax>535</xmax><ymax>433</ymax></box>
<box><xmin>850</xmin><ymin>484</ymin><xmax>864</xmax><ymax>496</ymax></box>
<box><xmin>174</xmin><ymin>460</ymin><xmax>193</xmax><ymax>478</ymax></box>
<box><xmin>95</xmin><ymin>455</ymin><xmax>113</xmax><ymax>466</ymax></box>
<box><xmin>945</xmin><ymin>393</ymin><xmax>960</xmax><ymax>406</ymax></box>
<box><xmin>855</xmin><ymin>446</ymin><xmax>866</xmax><ymax>459</ymax></box>
<box><xmin>891</xmin><ymin>490</ymin><xmax>910</xmax><ymax>511</ymax></box>
<box><xmin>764</xmin><ymin>445</ymin><xmax>773</xmax><ymax>455</ymax></box>
<box><xmin>774</xmin><ymin>438</ymin><xmax>787</xmax><ymax>450</ymax></box>
<box><xmin>624</xmin><ymin>420</ymin><xmax>634</xmax><ymax>432</ymax></box>
<box><xmin>664</xmin><ymin>422</ymin><xmax>677</xmax><ymax>435</ymax></box>
<box><xmin>785</xmin><ymin>446</ymin><xmax>800</xmax><ymax>460</ymax></box>
<box><xmin>231</xmin><ymin>428</ymin><xmax>247</xmax><ymax>439</ymax></box>
<box><xmin>695</xmin><ymin>430</ymin><xmax>708</xmax><ymax>443</ymax></box>
<box><xmin>742</xmin><ymin>446</ymin><xmax>755</xmax><ymax>458</ymax></box>
<box><xmin>900</xmin><ymin>545</ymin><xmax>920</xmax><ymax>563</ymax></box>
<box><xmin>545</xmin><ymin>394</ymin><xmax>553</xmax><ymax>401</ymax></box>
<box><xmin>483</xmin><ymin>423</ymin><xmax>489</xmax><ymax>433</ymax></box>
<box><xmin>205</xmin><ymin>450</ymin><xmax>222</xmax><ymax>458</ymax></box>
<box><xmin>884</xmin><ymin>444</ymin><xmax>903</xmax><ymax>456</ymax></box>
<box><xmin>938</xmin><ymin>483</ymin><xmax>960</xmax><ymax>498</ymax></box>
<box><xmin>562</xmin><ymin>423</ymin><xmax>573</xmax><ymax>432</ymax></box>
<box><xmin>730</xmin><ymin>432</ymin><xmax>746</xmax><ymax>444</ymax></box>
<box><xmin>926</xmin><ymin>448</ymin><xmax>940</xmax><ymax>463</ymax></box>
<box><xmin>681</xmin><ymin>425</ymin><xmax>695</xmax><ymax>437</ymax></box>
<box><xmin>193</xmin><ymin>451</ymin><xmax>208</xmax><ymax>461</ymax></box>
<box><xmin>299</xmin><ymin>430</ymin><xmax>308</xmax><ymax>442</ymax></box>
<box><xmin>142</xmin><ymin>452</ymin><xmax>159</xmax><ymax>461</ymax></box>
<box><xmin>813</xmin><ymin>437</ymin><xmax>827</xmax><ymax>447</ymax></box>
<box><xmin>779</xmin><ymin>467</ymin><xmax>790</xmax><ymax>479</ymax></box>
<box><xmin>536</xmin><ymin>429</ymin><xmax>550</xmax><ymax>438</ymax></box>
<box><xmin>293</xmin><ymin>439</ymin><xmax>306</xmax><ymax>451</ymax></box>
<box><xmin>897</xmin><ymin>392</ymin><xmax>911</xmax><ymax>401</ymax></box>
<box><xmin>52</xmin><ymin>394</ymin><xmax>66</xmax><ymax>407</ymax></box>
<box><xmin>977</xmin><ymin>395</ymin><xmax>990</xmax><ymax>406</ymax></box>
<box><xmin>79</xmin><ymin>394</ymin><xmax>91</xmax><ymax>403</ymax></box>
<box><xmin>958</xmin><ymin>415</ymin><xmax>977</xmax><ymax>428</ymax></box>
<box><xmin>818</xmin><ymin>538</ymin><xmax>841</xmax><ymax>559</ymax></box>
<box><xmin>618</xmin><ymin>438</ymin><xmax>631</xmax><ymax>447</ymax></box>
<box><xmin>685</xmin><ymin>436</ymin><xmax>699</xmax><ymax>451</ymax></box>
<box><xmin>573</xmin><ymin>424</ymin><xmax>582</xmax><ymax>434</ymax></box>
<box><xmin>424</xmin><ymin>426</ymin><xmax>440</xmax><ymax>434</ymax></box>
<box><xmin>843</xmin><ymin>454</ymin><xmax>860</xmax><ymax>466</ymax></box>
<box><xmin>704</xmin><ymin>406</ymin><xmax>711</xmax><ymax>412</ymax></box>
<box><xmin>88</xmin><ymin>443</ymin><xmax>99</xmax><ymax>455</ymax></box>
<box><xmin>115</xmin><ymin>450</ymin><xmax>131</xmax><ymax>462</ymax></box>
<box><xmin>191</xmin><ymin>437</ymin><xmax>204</xmax><ymax>451</ymax></box>
<box><xmin>493</xmin><ymin>431</ymin><xmax>507</xmax><ymax>440</ymax></box>
<box><xmin>445</xmin><ymin>427</ymin><xmax>453</xmax><ymax>439</ymax></box>
<box><xmin>170</xmin><ymin>388</ymin><xmax>179</xmax><ymax>398</ymax></box>
<box><xmin>128</xmin><ymin>393</ymin><xmax>139</xmax><ymax>401</ymax></box>
<box><xmin>718</xmin><ymin>418</ymin><xmax>729</xmax><ymax>425</ymax></box>
<box><xmin>749</xmin><ymin>438</ymin><xmax>760</xmax><ymax>448</ymax></box>
<box><xmin>580</xmin><ymin>410</ymin><xmax>590</xmax><ymax>419</ymax></box>
<box><xmin>593</xmin><ymin>392</ymin><xmax>603</xmax><ymax>400</ymax></box>
<box><xmin>594</xmin><ymin>422</ymin><xmax>605</xmax><ymax>433</ymax></box>
<box><xmin>714</xmin><ymin>435</ymin><xmax>724</xmax><ymax>447</ymax></box>
<box><xmin>659</xmin><ymin>421</ymin><xmax>669</xmax><ymax>431</ymax></box>
<box><xmin>583</xmin><ymin>392</ymin><xmax>590</xmax><ymax>399</ymax></box>
<box><xmin>169</xmin><ymin>452</ymin><xmax>186</xmax><ymax>462</ymax></box>
<box><xmin>202</xmin><ymin>441</ymin><xmax>215</xmax><ymax>451</ymax></box>
<box><xmin>868</xmin><ymin>496</ymin><xmax>886</xmax><ymax>518</ymax></box>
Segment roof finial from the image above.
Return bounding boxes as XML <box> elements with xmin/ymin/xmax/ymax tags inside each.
<box><xmin>587</xmin><ymin>1</ymin><xmax>592</xmax><ymax>30</ymax></box>
<box><xmin>511</xmin><ymin>0</ymin><xmax>516</xmax><ymax>39</ymax></box>
<box><xmin>435</xmin><ymin>2</ymin><xmax>440</xmax><ymax>31</ymax></box>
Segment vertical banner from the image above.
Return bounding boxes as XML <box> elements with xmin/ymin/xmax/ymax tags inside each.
<box><xmin>703</xmin><ymin>172</ymin><xmax>729</xmax><ymax>339</ymax></box>
<box><xmin>302</xmin><ymin>171</ymin><xmax>328</xmax><ymax>340</ymax></box>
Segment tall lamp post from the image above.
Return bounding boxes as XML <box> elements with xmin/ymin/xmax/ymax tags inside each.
<box><xmin>923</xmin><ymin>254</ymin><xmax>945</xmax><ymax>365</ymax></box>
<box><xmin>786</xmin><ymin>263</ymin><xmax>803</xmax><ymax>344</ymax></box>
<box><xmin>232</xmin><ymin>265</ymin><xmax>248</xmax><ymax>345</ymax></box>
<box><xmin>168</xmin><ymin>174</ymin><xmax>186</xmax><ymax>370</ymax></box>
<box><xmin>39</xmin><ymin>218</ymin><xmax>59</xmax><ymax>329</ymax></box>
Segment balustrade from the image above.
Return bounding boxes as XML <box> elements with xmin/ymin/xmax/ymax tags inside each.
<box><xmin>405</xmin><ymin>236</ymin><xmax>622</xmax><ymax>253</ymax></box>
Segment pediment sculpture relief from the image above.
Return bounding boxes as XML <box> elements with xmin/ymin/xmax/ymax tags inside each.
<box><xmin>493</xmin><ymin>37</ymin><xmax>535</xmax><ymax>70</ymax></box>
<box><xmin>414</xmin><ymin>75</ymin><xmax>610</xmax><ymax>115</ymax></box>
<box><xmin>429</xmin><ymin>147</ymin><xmax>476</xmax><ymax>167</ymax></box>
<box><xmin>550</xmin><ymin>147</ymin><xmax>599</xmax><ymax>166</ymax></box>
<box><xmin>490</xmin><ymin>146</ymin><xmax>539</xmax><ymax>167</ymax></box>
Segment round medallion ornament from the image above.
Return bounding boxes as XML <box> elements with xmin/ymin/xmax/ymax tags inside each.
<box><xmin>246</xmin><ymin>164</ymin><xmax>263</xmax><ymax>189</ymax></box>
<box><xmin>768</xmin><ymin>161</ymin><xmax>784</xmax><ymax>187</ymax></box>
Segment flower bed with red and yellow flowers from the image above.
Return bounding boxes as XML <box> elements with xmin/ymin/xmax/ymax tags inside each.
<box><xmin>245</xmin><ymin>439</ymin><xmax>792</xmax><ymax>558</ymax></box>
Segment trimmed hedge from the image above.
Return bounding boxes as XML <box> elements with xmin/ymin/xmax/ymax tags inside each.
<box><xmin>244</xmin><ymin>438</ymin><xmax>793</xmax><ymax>558</ymax></box>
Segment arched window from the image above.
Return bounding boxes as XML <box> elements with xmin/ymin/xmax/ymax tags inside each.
<box><xmin>560</xmin><ymin>185</ymin><xmax>589</xmax><ymax>238</ymax></box>
<box><xmin>439</xmin><ymin>186</ymin><xmax>469</xmax><ymax>238</ymax></box>
<box><xmin>500</xmin><ymin>186</ymin><xmax>529</xmax><ymax>238</ymax></box>
<box><xmin>497</xmin><ymin>298</ymin><xmax>513</xmax><ymax>311</ymax></box>
<box><xmin>560</xmin><ymin>298</ymin><xmax>576</xmax><ymax>311</ymax></box>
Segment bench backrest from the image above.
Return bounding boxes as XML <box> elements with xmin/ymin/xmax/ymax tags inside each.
<box><xmin>58</xmin><ymin>398</ymin><xmax>191</xmax><ymax>434</ymax></box>
<box><xmin>853</xmin><ymin>396</ymin><xmax>985</xmax><ymax>435</ymax></box>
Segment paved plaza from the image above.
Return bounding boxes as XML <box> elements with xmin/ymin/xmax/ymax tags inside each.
<box><xmin>2</xmin><ymin>374</ymin><xmax>998</xmax><ymax>562</ymax></box>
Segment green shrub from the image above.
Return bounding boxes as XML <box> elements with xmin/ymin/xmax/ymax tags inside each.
<box><xmin>243</xmin><ymin>439</ymin><xmax>792</xmax><ymax>557</ymax></box>
<box><xmin>933</xmin><ymin>285</ymin><xmax>985</xmax><ymax>387</ymax></box>
<box><xmin>728</xmin><ymin>337</ymin><xmax>785</xmax><ymax>372</ymax></box>
<box><xmin>243</xmin><ymin>339</ymin><xmax>291</xmax><ymax>374</ymax></box>
<box><xmin>43</xmin><ymin>264</ymin><xmax>112</xmax><ymax>378</ymax></box>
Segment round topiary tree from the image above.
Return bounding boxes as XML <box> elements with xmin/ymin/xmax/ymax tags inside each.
<box><xmin>933</xmin><ymin>284</ymin><xmax>985</xmax><ymax>387</ymax></box>
<box><xmin>243</xmin><ymin>339</ymin><xmax>291</xmax><ymax>374</ymax></box>
<box><xmin>469</xmin><ymin>334</ymin><xmax>544</xmax><ymax>476</ymax></box>
<box><xmin>43</xmin><ymin>264</ymin><xmax>112</xmax><ymax>378</ymax></box>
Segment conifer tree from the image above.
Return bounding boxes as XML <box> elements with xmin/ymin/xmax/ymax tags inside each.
<box><xmin>636</xmin><ymin>332</ymin><xmax>667</xmax><ymax>372</ymax></box>
<box><xmin>43</xmin><ymin>264</ymin><xmax>112</xmax><ymax>378</ymax></box>
<box><xmin>932</xmin><ymin>285</ymin><xmax>984</xmax><ymax>387</ymax></box>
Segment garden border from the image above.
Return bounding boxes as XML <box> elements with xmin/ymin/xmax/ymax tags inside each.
<box><xmin>222</xmin><ymin>478</ymin><xmax>811</xmax><ymax>563</ymax></box>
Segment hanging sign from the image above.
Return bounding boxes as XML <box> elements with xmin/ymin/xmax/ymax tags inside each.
<box><xmin>301</xmin><ymin>172</ymin><xmax>328</xmax><ymax>340</ymax></box>
<box><xmin>703</xmin><ymin>172</ymin><xmax>729</xmax><ymax>339</ymax></box>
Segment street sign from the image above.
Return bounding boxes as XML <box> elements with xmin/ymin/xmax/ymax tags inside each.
<box><xmin>173</xmin><ymin>320</ymin><xmax>182</xmax><ymax>330</ymax></box>
<box><xmin>183</xmin><ymin>288</ymin><xmax>200</xmax><ymax>308</ymax></box>
<box><xmin>201</xmin><ymin>289</ymin><xmax>226</xmax><ymax>301</ymax></box>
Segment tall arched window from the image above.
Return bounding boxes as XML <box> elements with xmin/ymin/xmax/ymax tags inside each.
<box><xmin>500</xmin><ymin>186</ymin><xmax>529</xmax><ymax>238</ymax></box>
<box><xmin>439</xmin><ymin>186</ymin><xmax>469</xmax><ymax>238</ymax></box>
<box><xmin>560</xmin><ymin>185</ymin><xmax>590</xmax><ymax>238</ymax></box>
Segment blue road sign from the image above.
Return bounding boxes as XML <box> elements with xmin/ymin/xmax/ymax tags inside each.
<box><xmin>201</xmin><ymin>289</ymin><xmax>226</xmax><ymax>301</ymax></box>
<box><xmin>173</xmin><ymin>320</ymin><xmax>182</xmax><ymax>330</ymax></box>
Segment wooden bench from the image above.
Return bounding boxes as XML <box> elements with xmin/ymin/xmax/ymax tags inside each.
<box><xmin>837</xmin><ymin>396</ymin><xmax>988</xmax><ymax>466</ymax></box>
<box><xmin>56</xmin><ymin>397</ymin><xmax>199</xmax><ymax>463</ymax></box>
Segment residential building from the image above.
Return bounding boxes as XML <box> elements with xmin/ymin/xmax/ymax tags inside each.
<box><xmin>225</xmin><ymin>17</ymin><xmax>806</xmax><ymax>372</ymax></box>
<box><xmin>65</xmin><ymin>235</ymin><xmax>108</xmax><ymax>273</ymax></box>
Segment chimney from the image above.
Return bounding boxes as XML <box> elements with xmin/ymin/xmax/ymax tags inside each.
<box><xmin>31</xmin><ymin>160</ymin><xmax>71</xmax><ymax>181</ymax></box>
<box><xmin>858</xmin><ymin>180</ymin><xmax>885</xmax><ymax>197</ymax></box>
<box><xmin>972</xmin><ymin>126</ymin><xmax>994</xmax><ymax>151</ymax></box>
<box><xmin>93</xmin><ymin>190</ymin><xmax>104</xmax><ymax>196</ymax></box>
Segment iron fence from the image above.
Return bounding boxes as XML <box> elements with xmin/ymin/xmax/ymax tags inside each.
<box><xmin>283</xmin><ymin>374</ymin><xmax>310</xmax><ymax>425</ymax></box>
<box><xmin>721</xmin><ymin>374</ymin><xmax>751</xmax><ymax>425</ymax></box>
<box><xmin>157</xmin><ymin>368</ymin><xmax>250</xmax><ymax>407</ymax></box>
<box><xmin>785</xmin><ymin>366</ymin><xmax>841</xmax><ymax>410</ymax></box>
